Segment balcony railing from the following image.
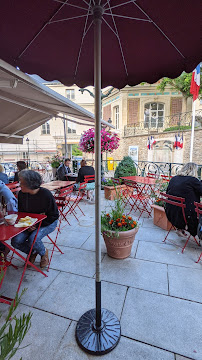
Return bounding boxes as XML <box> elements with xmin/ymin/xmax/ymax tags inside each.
<box><xmin>124</xmin><ymin>110</ymin><xmax>202</xmax><ymax>137</ymax></box>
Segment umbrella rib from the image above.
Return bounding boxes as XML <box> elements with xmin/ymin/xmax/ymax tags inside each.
<box><xmin>131</xmin><ymin>0</ymin><xmax>185</xmax><ymax>58</ymax></box>
<box><xmin>105</xmin><ymin>0</ymin><xmax>128</xmax><ymax>77</ymax></box>
<box><xmin>53</xmin><ymin>0</ymin><xmax>89</xmax><ymax>11</ymax></box>
<box><xmin>104</xmin><ymin>0</ymin><xmax>136</xmax><ymax>10</ymax></box>
<box><xmin>74</xmin><ymin>2</ymin><xmax>93</xmax><ymax>79</ymax></box>
<box><xmin>102</xmin><ymin>18</ymin><xmax>119</xmax><ymax>39</ymax></box>
<box><xmin>104</xmin><ymin>13</ymin><xmax>151</xmax><ymax>22</ymax></box>
<box><xmin>49</xmin><ymin>14</ymin><xmax>90</xmax><ymax>24</ymax></box>
<box><xmin>17</xmin><ymin>0</ymin><xmax>70</xmax><ymax>60</ymax></box>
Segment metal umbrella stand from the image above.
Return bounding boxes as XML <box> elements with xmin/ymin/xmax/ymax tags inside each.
<box><xmin>75</xmin><ymin>4</ymin><xmax>121</xmax><ymax>355</ymax></box>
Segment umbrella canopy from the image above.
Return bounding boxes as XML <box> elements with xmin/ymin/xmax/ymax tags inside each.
<box><xmin>1</xmin><ymin>0</ymin><xmax>201</xmax><ymax>355</ymax></box>
<box><xmin>0</xmin><ymin>0</ymin><xmax>201</xmax><ymax>88</ymax></box>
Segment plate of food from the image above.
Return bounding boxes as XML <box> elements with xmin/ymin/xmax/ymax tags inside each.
<box><xmin>14</xmin><ymin>216</ymin><xmax>38</xmax><ymax>228</ymax></box>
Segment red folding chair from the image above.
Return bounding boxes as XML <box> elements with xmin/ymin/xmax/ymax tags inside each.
<box><xmin>84</xmin><ymin>175</ymin><xmax>95</xmax><ymax>183</ymax></box>
<box><xmin>194</xmin><ymin>202</ymin><xmax>202</xmax><ymax>263</ymax></box>
<box><xmin>160</xmin><ymin>174</ymin><xmax>172</xmax><ymax>182</ymax></box>
<box><xmin>160</xmin><ymin>192</ymin><xmax>200</xmax><ymax>252</ymax></box>
<box><xmin>56</xmin><ymin>184</ymin><xmax>85</xmax><ymax>222</ymax></box>
<box><xmin>122</xmin><ymin>179</ymin><xmax>151</xmax><ymax>219</ymax></box>
<box><xmin>146</xmin><ymin>172</ymin><xmax>159</xmax><ymax>179</ymax></box>
<box><xmin>6</xmin><ymin>182</ymin><xmax>21</xmax><ymax>198</ymax></box>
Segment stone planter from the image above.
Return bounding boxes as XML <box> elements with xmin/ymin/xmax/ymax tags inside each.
<box><xmin>104</xmin><ymin>184</ymin><xmax>127</xmax><ymax>200</ymax></box>
<box><xmin>102</xmin><ymin>227</ymin><xmax>139</xmax><ymax>259</ymax></box>
<box><xmin>151</xmin><ymin>204</ymin><xmax>173</xmax><ymax>231</ymax></box>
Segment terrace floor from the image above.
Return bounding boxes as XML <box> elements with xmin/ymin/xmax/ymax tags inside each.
<box><xmin>1</xmin><ymin>192</ymin><xmax>202</xmax><ymax>360</ymax></box>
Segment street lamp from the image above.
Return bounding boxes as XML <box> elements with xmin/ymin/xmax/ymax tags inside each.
<box><xmin>26</xmin><ymin>137</ymin><xmax>30</xmax><ymax>168</ymax></box>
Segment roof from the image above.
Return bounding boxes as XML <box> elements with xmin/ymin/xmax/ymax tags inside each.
<box><xmin>0</xmin><ymin>60</ymin><xmax>112</xmax><ymax>144</ymax></box>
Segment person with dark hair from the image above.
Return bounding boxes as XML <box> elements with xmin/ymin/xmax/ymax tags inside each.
<box><xmin>14</xmin><ymin>161</ymin><xmax>27</xmax><ymax>182</ymax></box>
<box><xmin>75</xmin><ymin>159</ymin><xmax>95</xmax><ymax>199</ymax></box>
<box><xmin>165</xmin><ymin>162</ymin><xmax>202</xmax><ymax>237</ymax></box>
<box><xmin>57</xmin><ymin>158</ymin><xmax>71</xmax><ymax>180</ymax></box>
<box><xmin>11</xmin><ymin>170</ymin><xmax>59</xmax><ymax>268</ymax></box>
<box><xmin>0</xmin><ymin>164</ymin><xmax>9</xmax><ymax>184</ymax></box>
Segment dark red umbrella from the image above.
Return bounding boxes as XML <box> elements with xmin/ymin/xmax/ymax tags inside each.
<box><xmin>0</xmin><ymin>0</ymin><xmax>201</xmax><ymax>355</ymax></box>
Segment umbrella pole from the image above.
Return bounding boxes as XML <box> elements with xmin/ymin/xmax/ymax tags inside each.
<box><xmin>76</xmin><ymin>3</ymin><xmax>121</xmax><ymax>355</ymax></box>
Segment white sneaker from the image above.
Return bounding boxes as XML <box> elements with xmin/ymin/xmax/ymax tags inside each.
<box><xmin>176</xmin><ymin>229</ymin><xmax>189</xmax><ymax>238</ymax></box>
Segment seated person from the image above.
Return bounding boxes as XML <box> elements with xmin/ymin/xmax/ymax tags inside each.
<box><xmin>57</xmin><ymin>158</ymin><xmax>71</xmax><ymax>181</ymax></box>
<box><xmin>11</xmin><ymin>170</ymin><xmax>59</xmax><ymax>268</ymax></box>
<box><xmin>165</xmin><ymin>162</ymin><xmax>202</xmax><ymax>237</ymax></box>
<box><xmin>0</xmin><ymin>164</ymin><xmax>9</xmax><ymax>184</ymax></box>
<box><xmin>14</xmin><ymin>161</ymin><xmax>27</xmax><ymax>182</ymax></box>
<box><xmin>0</xmin><ymin>180</ymin><xmax>18</xmax><ymax>258</ymax></box>
<box><xmin>75</xmin><ymin>160</ymin><xmax>95</xmax><ymax>199</ymax></box>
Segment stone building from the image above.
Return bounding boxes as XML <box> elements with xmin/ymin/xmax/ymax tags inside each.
<box><xmin>102</xmin><ymin>83</ymin><xmax>202</xmax><ymax>166</ymax></box>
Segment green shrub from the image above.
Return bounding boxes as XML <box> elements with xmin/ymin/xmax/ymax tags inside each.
<box><xmin>163</xmin><ymin>125</ymin><xmax>191</xmax><ymax>132</ymax></box>
<box><xmin>114</xmin><ymin>156</ymin><xmax>136</xmax><ymax>178</ymax></box>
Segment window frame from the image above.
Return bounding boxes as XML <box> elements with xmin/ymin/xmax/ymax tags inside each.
<box><xmin>144</xmin><ymin>102</ymin><xmax>164</xmax><ymax>129</ymax></box>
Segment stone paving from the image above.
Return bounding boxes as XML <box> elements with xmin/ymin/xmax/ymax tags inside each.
<box><xmin>1</xmin><ymin>192</ymin><xmax>202</xmax><ymax>360</ymax></box>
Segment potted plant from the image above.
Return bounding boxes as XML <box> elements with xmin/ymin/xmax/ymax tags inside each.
<box><xmin>50</xmin><ymin>153</ymin><xmax>63</xmax><ymax>179</ymax></box>
<box><xmin>102</xmin><ymin>178</ymin><xmax>127</xmax><ymax>200</ymax></box>
<box><xmin>101</xmin><ymin>195</ymin><xmax>139</xmax><ymax>259</ymax></box>
<box><xmin>151</xmin><ymin>179</ymin><xmax>172</xmax><ymax>231</ymax></box>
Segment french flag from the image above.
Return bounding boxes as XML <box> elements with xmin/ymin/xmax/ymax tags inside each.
<box><xmin>180</xmin><ymin>133</ymin><xmax>183</xmax><ymax>149</ymax></box>
<box><xmin>190</xmin><ymin>64</ymin><xmax>200</xmax><ymax>101</ymax></box>
<box><xmin>147</xmin><ymin>137</ymin><xmax>150</xmax><ymax>150</ymax></box>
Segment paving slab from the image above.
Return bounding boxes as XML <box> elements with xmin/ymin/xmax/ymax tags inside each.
<box><xmin>53</xmin><ymin>320</ymin><xmax>175</xmax><ymax>360</ymax></box>
<box><xmin>121</xmin><ymin>287</ymin><xmax>202</xmax><ymax>360</ymax></box>
<box><xmin>35</xmin><ymin>272</ymin><xmax>127</xmax><ymax>320</ymax></box>
<box><xmin>101</xmin><ymin>256</ymin><xmax>168</xmax><ymax>294</ymax></box>
<box><xmin>176</xmin><ymin>356</ymin><xmax>195</xmax><ymax>360</ymax></box>
<box><xmin>0</xmin><ymin>267</ymin><xmax>59</xmax><ymax>306</ymax></box>
<box><xmin>46</xmin><ymin>228</ymin><xmax>92</xmax><ymax>248</ymax></box>
<box><xmin>49</xmin><ymin>246</ymin><xmax>96</xmax><ymax>277</ymax></box>
<box><xmin>2</xmin><ymin>305</ymin><xmax>71</xmax><ymax>360</ymax></box>
<box><xmin>168</xmin><ymin>265</ymin><xmax>202</xmax><ymax>303</ymax></box>
<box><xmin>136</xmin><ymin>241</ymin><xmax>200</xmax><ymax>269</ymax></box>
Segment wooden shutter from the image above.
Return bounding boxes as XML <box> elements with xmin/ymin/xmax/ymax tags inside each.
<box><xmin>103</xmin><ymin>105</ymin><xmax>111</xmax><ymax>121</ymax></box>
<box><xmin>170</xmin><ymin>98</ymin><xmax>182</xmax><ymax>126</ymax></box>
<box><xmin>128</xmin><ymin>99</ymin><xmax>140</xmax><ymax>125</ymax></box>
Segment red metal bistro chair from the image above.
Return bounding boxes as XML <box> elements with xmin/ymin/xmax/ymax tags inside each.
<box><xmin>146</xmin><ymin>172</ymin><xmax>159</xmax><ymax>179</ymax></box>
<box><xmin>122</xmin><ymin>179</ymin><xmax>151</xmax><ymax>220</ymax></box>
<box><xmin>56</xmin><ymin>184</ymin><xmax>85</xmax><ymax>222</ymax></box>
<box><xmin>160</xmin><ymin>174</ymin><xmax>172</xmax><ymax>182</ymax></box>
<box><xmin>194</xmin><ymin>202</ymin><xmax>202</xmax><ymax>263</ymax></box>
<box><xmin>160</xmin><ymin>192</ymin><xmax>200</xmax><ymax>253</ymax></box>
<box><xmin>6</xmin><ymin>182</ymin><xmax>21</xmax><ymax>198</ymax></box>
<box><xmin>84</xmin><ymin>175</ymin><xmax>95</xmax><ymax>183</ymax></box>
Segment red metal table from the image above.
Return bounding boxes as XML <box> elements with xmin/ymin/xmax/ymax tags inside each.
<box><xmin>41</xmin><ymin>180</ymin><xmax>75</xmax><ymax>191</ymax></box>
<box><xmin>0</xmin><ymin>212</ymin><xmax>47</xmax><ymax>305</ymax></box>
<box><xmin>121</xmin><ymin>176</ymin><xmax>157</xmax><ymax>218</ymax></box>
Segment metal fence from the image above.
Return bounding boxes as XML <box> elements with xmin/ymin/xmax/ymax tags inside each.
<box><xmin>100</xmin><ymin>159</ymin><xmax>202</xmax><ymax>180</ymax></box>
<box><xmin>124</xmin><ymin>109</ymin><xmax>202</xmax><ymax>137</ymax></box>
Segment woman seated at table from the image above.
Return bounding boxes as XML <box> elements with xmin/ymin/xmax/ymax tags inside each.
<box><xmin>75</xmin><ymin>160</ymin><xmax>95</xmax><ymax>199</ymax></box>
<box><xmin>165</xmin><ymin>162</ymin><xmax>202</xmax><ymax>237</ymax></box>
<box><xmin>0</xmin><ymin>180</ymin><xmax>18</xmax><ymax>259</ymax></box>
<box><xmin>11</xmin><ymin>170</ymin><xmax>59</xmax><ymax>268</ymax></box>
<box><xmin>0</xmin><ymin>164</ymin><xmax>9</xmax><ymax>184</ymax></box>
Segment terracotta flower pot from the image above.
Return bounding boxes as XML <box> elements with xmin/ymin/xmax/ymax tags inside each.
<box><xmin>104</xmin><ymin>184</ymin><xmax>127</xmax><ymax>200</ymax></box>
<box><xmin>102</xmin><ymin>227</ymin><xmax>138</xmax><ymax>259</ymax></box>
<box><xmin>151</xmin><ymin>204</ymin><xmax>173</xmax><ymax>231</ymax></box>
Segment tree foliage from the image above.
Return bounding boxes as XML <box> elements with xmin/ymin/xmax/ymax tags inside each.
<box><xmin>114</xmin><ymin>156</ymin><xmax>136</xmax><ymax>178</ymax></box>
<box><xmin>72</xmin><ymin>144</ymin><xmax>82</xmax><ymax>156</ymax></box>
<box><xmin>157</xmin><ymin>70</ymin><xmax>202</xmax><ymax>99</ymax></box>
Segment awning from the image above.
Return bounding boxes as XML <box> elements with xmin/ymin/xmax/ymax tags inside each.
<box><xmin>0</xmin><ymin>59</ymin><xmax>112</xmax><ymax>144</ymax></box>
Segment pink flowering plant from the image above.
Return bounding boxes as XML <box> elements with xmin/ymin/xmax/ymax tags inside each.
<box><xmin>51</xmin><ymin>153</ymin><xmax>63</xmax><ymax>168</ymax></box>
<box><xmin>79</xmin><ymin>128</ymin><xmax>120</xmax><ymax>154</ymax></box>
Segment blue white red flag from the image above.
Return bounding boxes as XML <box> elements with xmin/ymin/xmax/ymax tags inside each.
<box><xmin>147</xmin><ymin>137</ymin><xmax>150</xmax><ymax>150</ymax></box>
<box><xmin>190</xmin><ymin>64</ymin><xmax>200</xmax><ymax>101</ymax></box>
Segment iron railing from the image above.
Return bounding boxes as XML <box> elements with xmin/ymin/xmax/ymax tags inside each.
<box><xmin>124</xmin><ymin>109</ymin><xmax>202</xmax><ymax>137</ymax></box>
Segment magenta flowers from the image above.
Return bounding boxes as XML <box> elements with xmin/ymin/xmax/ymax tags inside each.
<box><xmin>79</xmin><ymin>128</ymin><xmax>120</xmax><ymax>154</ymax></box>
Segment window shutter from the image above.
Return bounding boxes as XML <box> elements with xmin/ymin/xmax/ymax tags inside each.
<box><xmin>170</xmin><ymin>98</ymin><xmax>182</xmax><ymax>125</ymax></box>
<box><xmin>103</xmin><ymin>105</ymin><xmax>111</xmax><ymax>121</ymax></box>
<box><xmin>128</xmin><ymin>99</ymin><xmax>140</xmax><ymax>125</ymax></box>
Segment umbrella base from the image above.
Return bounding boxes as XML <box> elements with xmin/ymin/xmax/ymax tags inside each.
<box><xmin>76</xmin><ymin>308</ymin><xmax>121</xmax><ymax>355</ymax></box>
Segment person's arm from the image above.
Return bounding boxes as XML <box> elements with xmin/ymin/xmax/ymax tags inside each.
<box><xmin>42</xmin><ymin>192</ymin><xmax>59</xmax><ymax>226</ymax></box>
<box><xmin>77</xmin><ymin>169</ymin><xmax>81</xmax><ymax>183</ymax></box>
<box><xmin>192</xmin><ymin>177</ymin><xmax>202</xmax><ymax>196</ymax></box>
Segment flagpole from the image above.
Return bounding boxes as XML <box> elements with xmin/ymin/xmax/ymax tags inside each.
<box><xmin>190</xmin><ymin>99</ymin><xmax>196</xmax><ymax>162</ymax></box>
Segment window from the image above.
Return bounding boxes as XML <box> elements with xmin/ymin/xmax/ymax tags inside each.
<box><xmin>114</xmin><ymin>106</ymin><xmax>119</xmax><ymax>129</ymax></box>
<box><xmin>66</xmin><ymin>89</ymin><xmax>75</xmax><ymax>100</ymax></box>
<box><xmin>67</xmin><ymin>121</ymin><xmax>76</xmax><ymax>134</ymax></box>
<box><xmin>41</xmin><ymin>121</ymin><xmax>50</xmax><ymax>134</ymax></box>
<box><xmin>144</xmin><ymin>103</ymin><xmax>164</xmax><ymax>128</ymax></box>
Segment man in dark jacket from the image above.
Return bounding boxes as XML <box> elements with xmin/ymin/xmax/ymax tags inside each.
<box><xmin>57</xmin><ymin>158</ymin><xmax>71</xmax><ymax>180</ymax></box>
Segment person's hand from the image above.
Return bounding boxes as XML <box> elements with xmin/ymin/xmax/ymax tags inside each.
<box><xmin>28</xmin><ymin>225</ymin><xmax>37</xmax><ymax>232</ymax></box>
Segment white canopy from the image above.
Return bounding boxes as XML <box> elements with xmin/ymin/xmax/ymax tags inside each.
<box><xmin>0</xmin><ymin>59</ymin><xmax>111</xmax><ymax>144</ymax></box>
